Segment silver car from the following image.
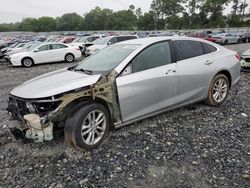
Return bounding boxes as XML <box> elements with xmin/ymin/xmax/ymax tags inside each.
<box><xmin>212</xmin><ymin>33</ymin><xmax>241</xmax><ymax>45</ymax></box>
<box><xmin>8</xmin><ymin>37</ymin><xmax>241</xmax><ymax>151</ymax></box>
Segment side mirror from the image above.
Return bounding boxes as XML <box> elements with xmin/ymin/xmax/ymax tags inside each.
<box><xmin>34</xmin><ymin>49</ymin><xmax>38</xmax><ymax>52</ymax></box>
<box><xmin>107</xmin><ymin>41</ymin><xmax>112</xmax><ymax>45</ymax></box>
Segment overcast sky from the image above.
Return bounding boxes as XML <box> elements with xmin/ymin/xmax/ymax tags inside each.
<box><xmin>1</xmin><ymin>0</ymin><xmax>249</xmax><ymax>24</ymax></box>
<box><xmin>0</xmin><ymin>0</ymin><xmax>152</xmax><ymax>23</ymax></box>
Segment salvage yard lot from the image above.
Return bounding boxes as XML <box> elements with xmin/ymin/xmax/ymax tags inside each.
<box><xmin>0</xmin><ymin>43</ymin><xmax>250</xmax><ymax>187</ymax></box>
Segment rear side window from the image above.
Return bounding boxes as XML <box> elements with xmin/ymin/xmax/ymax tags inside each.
<box><xmin>132</xmin><ymin>41</ymin><xmax>172</xmax><ymax>73</ymax></box>
<box><xmin>127</xmin><ymin>36</ymin><xmax>137</xmax><ymax>40</ymax></box>
<box><xmin>117</xmin><ymin>36</ymin><xmax>127</xmax><ymax>42</ymax></box>
<box><xmin>202</xmin><ymin>43</ymin><xmax>217</xmax><ymax>54</ymax></box>
<box><xmin>51</xmin><ymin>44</ymin><xmax>67</xmax><ymax>49</ymax></box>
<box><xmin>173</xmin><ymin>40</ymin><xmax>204</xmax><ymax>61</ymax></box>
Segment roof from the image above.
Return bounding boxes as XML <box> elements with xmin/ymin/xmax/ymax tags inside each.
<box><xmin>118</xmin><ymin>36</ymin><xmax>212</xmax><ymax>46</ymax></box>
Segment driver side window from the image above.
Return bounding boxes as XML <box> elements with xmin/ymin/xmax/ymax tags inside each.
<box><xmin>132</xmin><ymin>41</ymin><xmax>172</xmax><ymax>73</ymax></box>
<box><xmin>37</xmin><ymin>44</ymin><xmax>50</xmax><ymax>52</ymax></box>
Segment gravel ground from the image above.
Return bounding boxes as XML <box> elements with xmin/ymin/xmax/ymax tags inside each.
<box><xmin>0</xmin><ymin>43</ymin><xmax>250</xmax><ymax>188</ymax></box>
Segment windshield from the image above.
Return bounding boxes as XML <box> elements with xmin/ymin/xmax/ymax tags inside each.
<box><xmin>93</xmin><ymin>37</ymin><xmax>110</xmax><ymax>45</ymax></box>
<box><xmin>72</xmin><ymin>37</ymin><xmax>81</xmax><ymax>43</ymax></box>
<box><xmin>78</xmin><ymin>36</ymin><xmax>89</xmax><ymax>42</ymax></box>
<box><xmin>75</xmin><ymin>44</ymin><xmax>140</xmax><ymax>72</ymax></box>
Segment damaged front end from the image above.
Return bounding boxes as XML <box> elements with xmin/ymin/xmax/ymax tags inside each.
<box><xmin>8</xmin><ymin>70</ymin><xmax>122</xmax><ymax>143</ymax></box>
<box><xmin>8</xmin><ymin>95</ymin><xmax>62</xmax><ymax>142</ymax></box>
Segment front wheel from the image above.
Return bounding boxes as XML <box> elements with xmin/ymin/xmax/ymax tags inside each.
<box><xmin>64</xmin><ymin>103</ymin><xmax>110</xmax><ymax>151</ymax></box>
<box><xmin>205</xmin><ymin>74</ymin><xmax>230</xmax><ymax>106</ymax></box>
<box><xmin>21</xmin><ymin>57</ymin><xmax>34</xmax><ymax>68</ymax></box>
<box><xmin>65</xmin><ymin>53</ymin><xmax>75</xmax><ymax>63</ymax></box>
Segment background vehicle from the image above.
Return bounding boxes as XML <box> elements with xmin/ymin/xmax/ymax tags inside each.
<box><xmin>240</xmin><ymin>49</ymin><xmax>250</xmax><ymax>70</ymax></box>
<box><xmin>212</xmin><ymin>33</ymin><xmax>240</xmax><ymax>45</ymax></box>
<box><xmin>240</xmin><ymin>32</ymin><xmax>250</xmax><ymax>43</ymax></box>
<box><xmin>85</xmin><ymin>35</ymin><xmax>138</xmax><ymax>56</ymax></box>
<box><xmin>70</xmin><ymin>35</ymin><xmax>102</xmax><ymax>54</ymax></box>
<box><xmin>58</xmin><ymin>36</ymin><xmax>77</xmax><ymax>44</ymax></box>
<box><xmin>9</xmin><ymin>42</ymin><xmax>81</xmax><ymax>67</ymax></box>
<box><xmin>187</xmin><ymin>32</ymin><xmax>216</xmax><ymax>42</ymax></box>
<box><xmin>8</xmin><ymin>37</ymin><xmax>241</xmax><ymax>151</ymax></box>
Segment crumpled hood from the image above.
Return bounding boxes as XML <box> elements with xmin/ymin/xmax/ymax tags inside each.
<box><xmin>10</xmin><ymin>68</ymin><xmax>102</xmax><ymax>99</ymax></box>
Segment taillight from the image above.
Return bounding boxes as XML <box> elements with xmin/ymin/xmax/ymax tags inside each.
<box><xmin>236</xmin><ymin>53</ymin><xmax>241</xmax><ymax>61</ymax></box>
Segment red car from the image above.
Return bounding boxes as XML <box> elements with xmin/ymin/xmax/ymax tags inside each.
<box><xmin>188</xmin><ymin>32</ymin><xmax>216</xmax><ymax>43</ymax></box>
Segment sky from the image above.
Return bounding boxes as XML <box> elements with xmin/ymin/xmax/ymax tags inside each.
<box><xmin>0</xmin><ymin>0</ymin><xmax>152</xmax><ymax>23</ymax></box>
<box><xmin>0</xmin><ymin>0</ymin><xmax>249</xmax><ymax>24</ymax></box>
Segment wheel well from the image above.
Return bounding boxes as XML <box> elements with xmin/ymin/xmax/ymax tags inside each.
<box><xmin>62</xmin><ymin>97</ymin><xmax>114</xmax><ymax>126</ymax></box>
<box><xmin>65</xmin><ymin>53</ymin><xmax>74</xmax><ymax>58</ymax></box>
<box><xmin>21</xmin><ymin>57</ymin><xmax>33</xmax><ymax>63</ymax></box>
<box><xmin>217</xmin><ymin>70</ymin><xmax>232</xmax><ymax>88</ymax></box>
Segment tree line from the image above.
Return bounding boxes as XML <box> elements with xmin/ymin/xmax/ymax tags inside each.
<box><xmin>0</xmin><ymin>0</ymin><xmax>249</xmax><ymax>32</ymax></box>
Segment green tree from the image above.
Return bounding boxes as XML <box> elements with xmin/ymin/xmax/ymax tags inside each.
<box><xmin>19</xmin><ymin>18</ymin><xmax>39</xmax><ymax>31</ymax></box>
<box><xmin>84</xmin><ymin>7</ymin><xmax>114</xmax><ymax>30</ymax></box>
<box><xmin>112</xmin><ymin>10</ymin><xmax>137</xmax><ymax>30</ymax></box>
<box><xmin>37</xmin><ymin>17</ymin><xmax>57</xmax><ymax>32</ymax></box>
<box><xmin>56</xmin><ymin>13</ymin><xmax>84</xmax><ymax>31</ymax></box>
<box><xmin>137</xmin><ymin>11</ymin><xmax>156</xmax><ymax>30</ymax></box>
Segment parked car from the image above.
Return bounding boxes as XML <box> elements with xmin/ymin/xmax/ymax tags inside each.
<box><xmin>9</xmin><ymin>42</ymin><xmax>81</xmax><ymax>67</ymax></box>
<box><xmin>187</xmin><ymin>32</ymin><xmax>216</xmax><ymax>43</ymax></box>
<box><xmin>58</xmin><ymin>36</ymin><xmax>77</xmax><ymax>44</ymax></box>
<box><xmin>240</xmin><ymin>32</ymin><xmax>250</xmax><ymax>43</ymax></box>
<box><xmin>70</xmin><ymin>36</ymin><xmax>102</xmax><ymax>54</ymax></box>
<box><xmin>240</xmin><ymin>49</ymin><xmax>250</xmax><ymax>70</ymax></box>
<box><xmin>211</xmin><ymin>33</ymin><xmax>240</xmax><ymax>45</ymax></box>
<box><xmin>85</xmin><ymin>35</ymin><xmax>138</xmax><ymax>56</ymax></box>
<box><xmin>8</xmin><ymin>37</ymin><xmax>241</xmax><ymax>151</ymax></box>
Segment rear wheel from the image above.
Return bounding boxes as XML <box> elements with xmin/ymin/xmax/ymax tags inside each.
<box><xmin>206</xmin><ymin>74</ymin><xmax>230</xmax><ymax>106</ymax></box>
<box><xmin>65</xmin><ymin>53</ymin><xmax>75</xmax><ymax>63</ymax></box>
<box><xmin>64</xmin><ymin>103</ymin><xmax>110</xmax><ymax>151</ymax></box>
<box><xmin>224</xmin><ymin>40</ymin><xmax>228</xmax><ymax>45</ymax></box>
<box><xmin>21</xmin><ymin>57</ymin><xmax>34</xmax><ymax>68</ymax></box>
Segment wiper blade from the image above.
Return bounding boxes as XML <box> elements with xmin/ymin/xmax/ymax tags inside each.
<box><xmin>74</xmin><ymin>68</ymin><xmax>93</xmax><ymax>74</ymax></box>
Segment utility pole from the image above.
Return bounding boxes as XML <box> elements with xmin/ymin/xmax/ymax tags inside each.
<box><xmin>242</xmin><ymin>0</ymin><xmax>247</xmax><ymax>21</ymax></box>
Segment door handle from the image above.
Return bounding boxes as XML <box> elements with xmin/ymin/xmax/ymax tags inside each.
<box><xmin>204</xmin><ymin>60</ymin><xmax>213</xmax><ymax>65</ymax></box>
<box><xmin>166</xmin><ymin>69</ymin><xmax>176</xmax><ymax>74</ymax></box>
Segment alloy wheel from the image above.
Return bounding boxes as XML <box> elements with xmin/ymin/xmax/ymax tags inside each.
<box><xmin>212</xmin><ymin>78</ymin><xmax>228</xmax><ymax>103</ymax></box>
<box><xmin>81</xmin><ymin>110</ymin><xmax>106</xmax><ymax>146</ymax></box>
<box><xmin>23</xmin><ymin>59</ymin><xmax>33</xmax><ymax>67</ymax></box>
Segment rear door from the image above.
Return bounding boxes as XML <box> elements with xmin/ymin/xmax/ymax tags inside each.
<box><xmin>116</xmin><ymin>41</ymin><xmax>179</xmax><ymax>122</ymax></box>
<box><xmin>173</xmin><ymin>40</ymin><xmax>216</xmax><ymax>105</ymax></box>
<box><xmin>50</xmin><ymin>43</ymin><xmax>68</xmax><ymax>62</ymax></box>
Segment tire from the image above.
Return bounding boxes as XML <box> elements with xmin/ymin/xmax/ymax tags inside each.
<box><xmin>224</xmin><ymin>40</ymin><xmax>228</xmax><ymax>45</ymax></box>
<box><xmin>64</xmin><ymin>103</ymin><xmax>110</xmax><ymax>151</ymax></box>
<box><xmin>21</xmin><ymin>57</ymin><xmax>34</xmax><ymax>68</ymax></box>
<box><xmin>237</xmin><ymin>39</ymin><xmax>240</xmax><ymax>44</ymax></box>
<box><xmin>205</xmin><ymin>74</ymin><xmax>230</xmax><ymax>107</ymax></box>
<box><xmin>247</xmin><ymin>38</ymin><xmax>249</xmax><ymax>43</ymax></box>
<box><xmin>65</xmin><ymin>53</ymin><xmax>75</xmax><ymax>63</ymax></box>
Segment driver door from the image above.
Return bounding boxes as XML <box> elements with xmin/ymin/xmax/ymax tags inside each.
<box><xmin>32</xmin><ymin>44</ymin><xmax>51</xmax><ymax>64</ymax></box>
<box><xmin>116</xmin><ymin>41</ymin><xmax>179</xmax><ymax>122</ymax></box>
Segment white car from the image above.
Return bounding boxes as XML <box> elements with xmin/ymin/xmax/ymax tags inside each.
<box><xmin>10</xmin><ymin>42</ymin><xmax>82</xmax><ymax>67</ymax></box>
<box><xmin>85</xmin><ymin>35</ymin><xmax>138</xmax><ymax>56</ymax></box>
<box><xmin>212</xmin><ymin>33</ymin><xmax>240</xmax><ymax>45</ymax></box>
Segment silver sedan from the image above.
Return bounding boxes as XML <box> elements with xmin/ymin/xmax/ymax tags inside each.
<box><xmin>8</xmin><ymin>37</ymin><xmax>241</xmax><ymax>151</ymax></box>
